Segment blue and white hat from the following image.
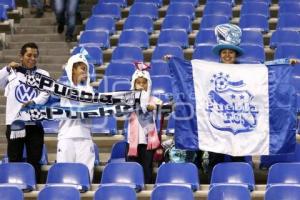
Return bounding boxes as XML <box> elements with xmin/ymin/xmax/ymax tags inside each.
<box><xmin>212</xmin><ymin>23</ymin><xmax>244</xmax><ymax>56</ymax></box>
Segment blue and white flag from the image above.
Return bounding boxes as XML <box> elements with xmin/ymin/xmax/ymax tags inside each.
<box><xmin>169</xmin><ymin>57</ymin><xmax>296</xmax><ymax>156</ymax></box>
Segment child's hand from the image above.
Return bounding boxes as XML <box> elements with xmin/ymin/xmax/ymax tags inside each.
<box><xmin>147</xmin><ymin>104</ymin><xmax>156</xmax><ymax>111</ymax></box>
<box><xmin>290</xmin><ymin>59</ymin><xmax>300</xmax><ymax>65</ymax></box>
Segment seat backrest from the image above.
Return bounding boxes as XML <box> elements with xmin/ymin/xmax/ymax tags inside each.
<box><xmin>98</xmin><ymin>76</ymin><xmax>131</xmax><ymax>92</ymax></box>
<box><xmin>243</xmin><ymin>0</ymin><xmax>271</xmax><ymax>5</ymax></box>
<box><xmin>270</xmin><ymin>30</ymin><xmax>300</xmax><ymax>49</ymax></box>
<box><xmin>210</xmin><ymin>162</ymin><xmax>255</xmax><ymax>191</ymax></box>
<box><xmin>0</xmin><ymin>186</ymin><xmax>23</xmax><ymax>200</ymax></box>
<box><xmin>42</xmin><ymin>120</ymin><xmax>59</xmax><ymax>134</ymax></box>
<box><xmin>129</xmin><ymin>2</ymin><xmax>158</xmax><ymax>20</ymax></box>
<box><xmin>104</xmin><ymin>62</ymin><xmax>135</xmax><ymax>78</ymax></box>
<box><xmin>200</xmin><ymin>15</ymin><xmax>229</xmax><ymax>30</ymax></box>
<box><xmin>92</xmin><ymin>3</ymin><xmax>121</xmax><ymax>20</ymax></box>
<box><xmin>265</xmin><ymin>185</ymin><xmax>300</xmax><ymax>200</ymax></box>
<box><xmin>118</xmin><ymin>30</ymin><xmax>149</xmax><ymax>49</ymax></box>
<box><xmin>0</xmin><ymin>0</ymin><xmax>15</xmax><ymax>10</ymax></box>
<box><xmin>267</xmin><ymin>163</ymin><xmax>300</xmax><ymax>188</ymax></box>
<box><xmin>38</xmin><ymin>186</ymin><xmax>81</xmax><ymax>200</ymax></box>
<box><xmin>203</xmin><ymin>2</ymin><xmax>232</xmax><ymax>19</ymax></box>
<box><xmin>166</xmin><ymin>2</ymin><xmax>195</xmax><ymax>20</ymax></box>
<box><xmin>161</xmin><ymin>15</ymin><xmax>191</xmax><ymax>33</ymax></box>
<box><xmin>279</xmin><ymin>2</ymin><xmax>300</xmax><ymax>15</ymax></box>
<box><xmin>100</xmin><ymin>0</ymin><xmax>127</xmax><ymax>8</ymax></box>
<box><xmin>192</xmin><ymin>45</ymin><xmax>219</xmax><ymax>62</ymax></box>
<box><xmin>85</xmin><ymin>16</ymin><xmax>115</xmax><ymax>35</ymax></box>
<box><xmin>123</xmin><ymin>16</ymin><xmax>153</xmax><ymax>34</ymax></box>
<box><xmin>108</xmin><ymin>140</ymin><xmax>127</xmax><ymax>163</ymax></box>
<box><xmin>91</xmin><ymin>116</ymin><xmax>117</xmax><ymax>135</ymax></box>
<box><xmin>276</xmin><ymin>14</ymin><xmax>300</xmax><ymax>31</ymax></box>
<box><xmin>94</xmin><ymin>185</ymin><xmax>137</xmax><ymax>200</ymax></box>
<box><xmin>239</xmin><ymin>14</ymin><xmax>269</xmax><ymax>33</ymax></box>
<box><xmin>207</xmin><ymin>185</ymin><xmax>251</xmax><ymax>200</ymax></box>
<box><xmin>0</xmin><ymin>163</ymin><xmax>36</xmax><ymax>192</ymax></box>
<box><xmin>241</xmin><ymin>30</ymin><xmax>264</xmax><ymax>47</ymax></box>
<box><xmin>151</xmin><ymin>45</ymin><xmax>184</xmax><ymax>62</ymax></box>
<box><xmin>150</xmin><ymin>61</ymin><xmax>171</xmax><ymax>77</ymax></box>
<box><xmin>0</xmin><ymin>4</ymin><xmax>8</xmax><ymax>21</ymax></box>
<box><xmin>169</xmin><ymin>0</ymin><xmax>198</xmax><ymax>7</ymax></box>
<box><xmin>274</xmin><ymin>44</ymin><xmax>300</xmax><ymax>59</ymax></box>
<box><xmin>135</xmin><ymin>0</ymin><xmax>162</xmax><ymax>7</ymax></box>
<box><xmin>46</xmin><ymin>163</ymin><xmax>90</xmax><ymax>192</ymax></box>
<box><xmin>155</xmin><ymin>162</ymin><xmax>199</xmax><ymax>191</ymax></box>
<box><xmin>79</xmin><ymin>30</ymin><xmax>110</xmax><ymax>49</ymax></box>
<box><xmin>194</xmin><ymin>29</ymin><xmax>216</xmax><ymax>47</ymax></box>
<box><xmin>157</xmin><ymin>30</ymin><xmax>189</xmax><ymax>48</ymax></box>
<box><xmin>111</xmin><ymin>46</ymin><xmax>144</xmax><ymax>63</ymax></box>
<box><xmin>206</xmin><ymin>0</ymin><xmax>235</xmax><ymax>6</ymax></box>
<box><xmin>151</xmin><ymin>76</ymin><xmax>173</xmax><ymax>102</ymax></box>
<box><xmin>238</xmin><ymin>44</ymin><xmax>265</xmax><ymax>63</ymax></box>
<box><xmin>94</xmin><ymin>143</ymin><xmax>100</xmax><ymax>166</ymax></box>
<box><xmin>241</xmin><ymin>2</ymin><xmax>269</xmax><ymax>18</ymax></box>
<box><xmin>151</xmin><ymin>185</ymin><xmax>194</xmax><ymax>200</ymax></box>
<box><xmin>72</xmin><ymin>46</ymin><xmax>103</xmax><ymax>66</ymax></box>
<box><xmin>100</xmin><ymin>162</ymin><xmax>144</xmax><ymax>191</ymax></box>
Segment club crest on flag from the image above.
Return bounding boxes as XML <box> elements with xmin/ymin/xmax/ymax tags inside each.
<box><xmin>206</xmin><ymin>72</ymin><xmax>259</xmax><ymax>134</ymax></box>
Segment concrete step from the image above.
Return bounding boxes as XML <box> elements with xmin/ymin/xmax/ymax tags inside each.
<box><xmin>19</xmin><ymin>17</ymin><xmax>56</xmax><ymax>26</ymax></box>
<box><xmin>7</xmin><ymin>41</ymin><xmax>77</xmax><ymax>49</ymax></box>
<box><xmin>2</xmin><ymin>55</ymin><xmax>69</xmax><ymax>64</ymax></box>
<box><xmin>14</xmin><ymin>25</ymin><xmax>83</xmax><ymax>34</ymax></box>
<box><xmin>8</xmin><ymin>34</ymin><xmax>66</xmax><ymax>42</ymax></box>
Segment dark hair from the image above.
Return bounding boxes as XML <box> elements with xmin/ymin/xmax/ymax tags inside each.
<box><xmin>20</xmin><ymin>42</ymin><xmax>39</xmax><ymax>56</ymax></box>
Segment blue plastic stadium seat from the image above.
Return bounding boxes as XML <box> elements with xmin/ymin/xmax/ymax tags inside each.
<box><xmin>151</xmin><ymin>185</ymin><xmax>194</xmax><ymax>200</ymax></box>
<box><xmin>203</xmin><ymin>2</ymin><xmax>232</xmax><ymax>19</ymax></box>
<box><xmin>98</xmin><ymin>76</ymin><xmax>131</xmax><ymax>92</ymax></box>
<box><xmin>108</xmin><ymin>140</ymin><xmax>127</xmax><ymax>163</ymax></box>
<box><xmin>265</xmin><ymin>185</ymin><xmax>300</xmax><ymax>200</ymax></box>
<box><xmin>194</xmin><ymin>29</ymin><xmax>216</xmax><ymax>47</ymax></box>
<box><xmin>99</xmin><ymin>0</ymin><xmax>127</xmax><ymax>8</ymax></box>
<box><xmin>100</xmin><ymin>162</ymin><xmax>144</xmax><ymax>192</ymax></box>
<box><xmin>157</xmin><ymin>30</ymin><xmax>189</xmax><ymax>48</ymax></box>
<box><xmin>129</xmin><ymin>3</ymin><xmax>158</xmax><ymax>20</ymax></box>
<box><xmin>243</xmin><ymin>0</ymin><xmax>271</xmax><ymax>6</ymax></box>
<box><xmin>94</xmin><ymin>143</ymin><xmax>100</xmax><ymax>166</ymax></box>
<box><xmin>151</xmin><ymin>45</ymin><xmax>184</xmax><ymax>62</ymax></box>
<box><xmin>111</xmin><ymin>46</ymin><xmax>144</xmax><ymax>64</ymax></box>
<box><xmin>276</xmin><ymin>14</ymin><xmax>300</xmax><ymax>31</ymax></box>
<box><xmin>38</xmin><ymin>186</ymin><xmax>81</xmax><ymax>200</ymax></box>
<box><xmin>134</xmin><ymin>0</ymin><xmax>162</xmax><ymax>7</ymax></box>
<box><xmin>150</xmin><ymin>61</ymin><xmax>171</xmax><ymax>77</ymax></box>
<box><xmin>208</xmin><ymin>185</ymin><xmax>251</xmax><ymax>200</ymax></box>
<box><xmin>200</xmin><ymin>15</ymin><xmax>229</xmax><ymax>30</ymax></box>
<box><xmin>239</xmin><ymin>14</ymin><xmax>269</xmax><ymax>33</ymax></box>
<box><xmin>193</xmin><ymin>45</ymin><xmax>219</xmax><ymax>62</ymax></box>
<box><xmin>170</xmin><ymin>0</ymin><xmax>198</xmax><ymax>6</ymax></box>
<box><xmin>152</xmin><ymin>76</ymin><xmax>173</xmax><ymax>102</ymax></box>
<box><xmin>42</xmin><ymin>120</ymin><xmax>59</xmax><ymax>134</ymax></box>
<box><xmin>210</xmin><ymin>162</ymin><xmax>255</xmax><ymax>191</ymax></box>
<box><xmin>274</xmin><ymin>44</ymin><xmax>300</xmax><ymax>59</ymax></box>
<box><xmin>0</xmin><ymin>186</ymin><xmax>23</xmax><ymax>200</ymax></box>
<box><xmin>46</xmin><ymin>163</ymin><xmax>91</xmax><ymax>192</ymax></box>
<box><xmin>165</xmin><ymin>114</ymin><xmax>175</xmax><ymax>135</ymax></box>
<box><xmin>0</xmin><ymin>163</ymin><xmax>36</xmax><ymax>192</ymax></box>
<box><xmin>206</xmin><ymin>0</ymin><xmax>235</xmax><ymax>6</ymax></box>
<box><xmin>269</xmin><ymin>30</ymin><xmax>300</xmax><ymax>49</ymax></box>
<box><xmin>118</xmin><ymin>30</ymin><xmax>149</xmax><ymax>49</ymax></box>
<box><xmin>92</xmin><ymin>3</ymin><xmax>121</xmax><ymax>20</ymax></box>
<box><xmin>0</xmin><ymin>0</ymin><xmax>15</xmax><ymax>10</ymax></box>
<box><xmin>0</xmin><ymin>5</ymin><xmax>7</xmax><ymax>21</ymax></box>
<box><xmin>161</xmin><ymin>15</ymin><xmax>191</xmax><ymax>33</ymax></box>
<box><xmin>166</xmin><ymin>2</ymin><xmax>195</xmax><ymax>20</ymax></box>
<box><xmin>155</xmin><ymin>163</ymin><xmax>199</xmax><ymax>191</ymax></box>
<box><xmin>267</xmin><ymin>163</ymin><xmax>300</xmax><ymax>188</ymax></box>
<box><xmin>238</xmin><ymin>44</ymin><xmax>265</xmax><ymax>63</ymax></box>
<box><xmin>123</xmin><ymin>16</ymin><xmax>153</xmax><ymax>34</ymax></box>
<box><xmin>72</xmin><ymin>46</ymin><xmax>103</xmax><ymax>66</ymax></box>
<box><xmin>241</xmin><ymin>30</ymin><xmax>264</xmax><ymax>47</ymax></box>
<box><xmin>85</xmin><ymin>16</ymin><xmax>115</xmax><ymax>35</ymax></box>
<box><xmin>79</xmin><ymin>30</ymin><xmax>110</xmax><ymax>49</ymax></box>
<box><xmin>241</xmin><ymin>2</ymin><xmax>269</xmax><ymax>18</ymax></box>
<box><xmin>94</xmin><ymin>185</ymin><xmax>137</xmax><ymax>200</ymax></box>
<box><xmin>91</xmin><ymin>117</ymin><xmax>117</xmax><ymax>135</ymax></box>
<box><xmin>279</xmin><ymin>2</ymin><xmax>300</xmax><ymax>16</ymax></box>
<box><xmin>104</xmin><ymin>62</ymin><xmax>135</xmax><ymax>78</ymax></box>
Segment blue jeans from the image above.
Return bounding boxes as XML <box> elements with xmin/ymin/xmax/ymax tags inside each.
<box><xmin>54</xmin><ymin>0</ymin><xmax>79</xmax><ymax>37</ymax></box>
<box><xmin>27</xmin><ymin>0</ymin><xmax>43</xmax><ymax>10</ymax></box>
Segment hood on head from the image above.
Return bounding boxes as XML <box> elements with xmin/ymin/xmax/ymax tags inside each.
<box><xmin>130</xmin><ymin>69</ymin><xmax>152</xmax><ymax>91</ymax></box>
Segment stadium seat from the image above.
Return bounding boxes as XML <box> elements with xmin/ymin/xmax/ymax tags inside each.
<box><xmin>194</xmin><ymin>29</ymin><xmax>216</xmax><ymax>47</ymax></box>
<box><xmin>152</xmin><ymin>76</ymin><xmax>173</xmax><ymax>102</ymax></box>
<box><xmin>0</xmin><ymin>186</ymin><xmax>23</xmax><ymax>200</ymax></box>
<box><xmin>241</xmin><ymin>30</ymin><xmax>264</xmax><ymax>47</ymax></box>
<box><xmin>85</xmin><ymin>16</ymin><xmax>115</xmax><ymax>35</ymax></box>
<box><xmin>203</xmin><ymin>2</ymin><xmax>232</xmax><ymax>19</ymax></box>
<box><xmin>239</xmin><ymin>14</ymin><xmax>269</xmax><ymax>33</ymax></box>
<box><xmin>165</xmin><ymin>2</ymin><xmax>195</xmax><ymax>20</ymax></box>
<box><xmin>110</xmin><ymin>46</ymin><xmax>144</xmax><ymax>63</ymax></box>
<box><xmin>129</xmin><ymin>3</ymin><xmax>158</xmax><ymax>20</ymax></box>
<box><xmin>91</xmin><ymin>117</ymin><xmax>117</xmax><ymax>135</ymax></box>
<box><xmin>170</xmin><ymin>0</ymin><xmax>198</xmax><ymax>7</ymax></box>
<box><xmin>208</xmin><ymin>185</ymin><xmax>251</xmax><ymax>200</ymax></box>
<box><xmin>72</xmin><ymin>46</ymin><xmax>103</xmax><ymax>66</ymax></box>
<box><xmin>165</xmin><ymin>114</ymin><xmax>175</xmax><ymax>135</ymax></box>
<box><xmin>94</xmin><ymin>143</ymin><xmax>100</xmax><ymax>166</ymax></box>
<box><xmin>265</xmin><ymin>185</ymin><xmax>300</xmax><ymax>200</ymax></box>
<box><xmin>94</xmin><ymin>185</ymin><xmax>137</xmax><ymax>200</ymax></box>
<box><xmin>79</xmin><ymin>30</ymin><xmax>110</xmax><ymax>49</ymax></box>
<box><xmin>0</xmin><ymin>4</ymin><xmax>7</xmax><ymax>21</ymax></box>
<box><xmin>100</xmin><ymin>162</ymin><xmax>144</xmax><ymax>192</ymax></box>
<box><xmin>238</xmin><ymin>44</ymin><xmax>265</xmax><ymax>63</ymax></box>
<box><xmin>193</xmin><ymin>45</ymin><xmax>219</xmax><ymax>62</ymax></box>
<box><xmin>104</xmin><ymin>62</ymin><xmax>135</xmax><ymax>78</ymax></box>
<box><xmin>210</xmin><ymin>162</ymin><xmax>255</xmax><ymax>191</ymax></box>
<box><xmin>151</xmin><ymin>185</ymin><xmax>194</xmax><ymax>200</ymax></box>
<box><xmin>38</xmin><ymin>186</ymin><xmax>81</xmax><ymax>200</ymax></box>
<box><xmin>200</xmin><ymin>15</ymin><xmax>229</xmax><ymax>30</ymax></box>
<box><xmin>118</xmin><ymin>30</ymin><xmax>149</xmax><ymax>49</ymax></box>
<box><xmin>92</xmin><ymin>3</ymin><xmax>121</xmax><ymax>20</ymax></box>
<box><xmin>42</xmin><ymin>120</ymin><xmax>59</xmax><ymax>134</ymax></box>
<box><xmin>135</xmin><ymin>0</ymin><xmax>162</xmax><ymax>7</ymax></box>
<box><xmin>206</xmin><ymin>0</ymin><xmax>235</xmax><ymax>6</ymax></box>
<box><xmin>0</xmin><ymin>0</ymin><xmax>15</xmax><ymax>10</ymax></box>
<box><xmin>108</xmin><ymin>140</ymin><xmax>127</xmax><ymax>163</ymax></box>
<box><xmin>279</xmin><ymin>2</ymin><xmax>300</xmax><ymax>15</ymax></box>
<box><xmin>98</xmin><ymin>76</ymin><xmax>131</xmax><ymax>92</ymax></box>
<box><xmin>269</xmin><ymin>30</ymin><xmax>300</xmax><ymax>49</ymax></box>
<box><xmin>46</xmin><ymin>163</ymin><xmax>91</xmax><ymax>192</ymax></box>
<box><xmin>157</xmin><ymin>30</ymin><xmax>189</xmax><ymax>48</ymax></box>
<box><xmin>161</xmin><ymin>15</ymin><xmax>191</xmax><ymax>33</ymax></box>
<box><xmin>151</xmin><ymin>45</ymin><xmax>184</xmax><ymax>62</ymax></box>
<box><xmin>99</xmin><ymin>0</ymin><xmax>127</xmax><ymax>8</ymax></box>
<box><xmin>267</xmin><ymin>163</ymin><xmax>300</xmax><ymax>188</ymax></box>
<box><xmin>123</xmin><ymin>16</ymin><xmax>153</xmax><ymax>34</ymax></box>
<box><xmin>150</xmin><ymin>61</ymin><xmax>171</xmax><ymax>77</ymax></box>
<box><xmin>276</xmin><ymin>14</ymin><xmax>300</xmax><ymax>31</ymax></box>
<box><xmin>274</xmin><ymin>44</ymin><xmax>300</xmax><ymax>59</ymax></box>
<box><xmin>240</xmin><ymin>2</ymin><xmax>269</xmax><ymax>18</ymax></box>
<box><xmin>243</xmin><ymin>0</ymin><xmax>271</xmax><ymax>6</ymax></box>
<box><xmin>0</xmin><ymin>163</ymin><xmax>36</xmax><ymax>192</ymax></box>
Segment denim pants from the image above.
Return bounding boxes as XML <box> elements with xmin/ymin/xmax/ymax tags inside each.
<box><xmin>27</xmin><ymin>0</ymin><xmax>43</xmax><ymax>10</ymax></box>
<box><xmin>54</xmin><ymin>0</ymin><xmax>79</xmax><ymax>37</ymax></box>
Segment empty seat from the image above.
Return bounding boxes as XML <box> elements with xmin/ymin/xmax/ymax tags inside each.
<box><xmin>111</xmin><ymin>46</ymin><xmax>144</xmax><ymax>63</ymax></box>
<box><xmin>203</xmin><ymin>2</ymin><xmax>232</xmax><ymax>19</ymax></box>
<box><xmin>99</xmin><ymin>0</ymin><xmax>127</xmax><ymax>7</ymax></box>
<box><xmin>269</xmin><ymin>30</ymin><xmax>300</xmax><ymax>49</ymax></box>
<box><xmin>38</xmin><ymin>186</ymin><xmax>81</xmax><ymax>200</ymax></box>
<box><xmin>274</xmin><ymin>44</ymin><xmax>300</xmax><ymax>59</ymax></box>
<box><xmin>118</xmin><ymin>30</ymin><xmax>149</xmax><ymax>49</ymax></box>
<box><xmin>151</xmin><ymin>45</ymin><xmax>184</xmax><ymax>62</ymax></box>
<box><xmin>150</xmin><ymin>61</ymin><xmax>171</xmax><ymax>77</ymax></box>
<box><xmin>129</xmin><ymin>3</ymin><xmax>158</xmax><ymax>20</ymax></box>
<box><xmin>135</xmin><ymin>0</ymin><xmax>162</xmax><ymax>7</ymax></box>
<box><xmin>100</xmin><ymin>162</ymin><xmax>144</xmax><ymax>192</ymax></box>
<box><xmin>166</xmin><ymin>2</ymin><xmax>195</xmax><ymax>20</ymax></box>
<box><xmin>94</xmin><ymin>143</ymin><xmax>100</xmax><ymax>166</ymax></box>
<box><xmin>265</xmin><ymin>185</ymin><xmax>300</xmax><ymax>200</ymax></box>
<box><xmin>0</xmin><ymin>4</ymin><xmax>7</xmax><ymax>21</ymax></box>
<box><xmin>0</xmin><ymin>0</ymin><xmax>15</xmax><ymax>10</ymax></box>
<box><xmin>194</xmin><ymin>29</ymin><xmax>216</xmax><ymax>47</ymax></box>
<box><xmin>157</xmin><ymin>30</ymin><xmax>189</xmax><ymax>48</ymax></box>
<box><xmin>92</xmin><ymin>3</ymin><xmax>121</xmax><ymax>20</ymax></box>
<box><xmin>123</xmin><ymin>16</ymin><xmax>153</xmax><ymax>34</ymax></box>
<box><xmin>267</xmin><ymin>163</ymin><xmax>300</xmax><ymax>188</ymax></box>
<box><xmin>151</xmin><ymin>185</ymin><xmax>194</xmax><ymax>200</ymax></box>
<box><xmin>206</xmin><ymin>0</ymin><xmax>235</xmax><ymax>6</ymax></box>
<box><xmin>85</xmin><ymin>16</ymin><xmax>115</xmax><ymax>35</ymax></box>
<box><xmin>243</xmin><ymin>0</ymin><xmax>271</xmax><ymax>6</ymax></box>
<box><xmin>210</xmin><ymin>162</ymin><xmax>255</xmax><ymax>191</ymax></box>
<box><xmin>72</xmin><ymin>46</ymin><xmax>103</xmax><ymax>66</ymax></box>
<box><xmin>42</xmin><ymin>120</ymin><xmax>59</xmax><ymax>134</ymax></box>
<box><xmin>161</xmin><ymin>15</ymin><xmax>191</xmax><ymax>33</ymax></box>
<box><xmin>0</xmin><ymin>163</ymin><xmax>36</xmax><ymax>192</ymax></box>
<box><xmin>241</xmin><ymin>30</ymin><xmax>264</xmax><ymax>47</ymax></box>
<box><xmin>0</xmin><ymin>186</ymin><xmax>23</xmax><ymax>200</ymax></box>
<box><xmin>200</xmin><ymin>15</ymin><xmax>229</xmax><ymax>30</ymax></box>
<box><xmin>91</xmin><ymin>117</ymin><xmax>117</xmax><ymax>135</ymax></box>
<box><xmin>279</xmin><ymin>2</ymin><xmax>300</xmax><ymax>15</ymax></box>
<box><xmin>276</xmin><ymin>14</ymin><xmax>300</xmax><ymax>31</ymax></box>
<box><xmin>98</xmin><ymin>76</ymin><xmax>130</xmax><ymax>92</ymax></box>
<box><xmin>104</xmin><ymin>62</ymin><xmax>135</xmax><ymax>78</ymax></box>
<box><xmin>192</xmin><ymin>45</ymin><xmax>219</xmax><ymax>62</ymax></box>
<box><xmin>79</xmin><ymin>30</ymin><xmax>110</xmax><ymax>49</ymax></box>
<box><xmin>94</xmin><ymin>185</ymin><xmax>137</xmax><ymax>200</ymax></box>
<box><xmin>238</xmin><ymin>44</ymin><xmax>265</xmax><ymax>63</ymax></box>
<box><xmin>46</xmin><ymin>163</ymin><xmax>90</xmax><ymax>192</ymax></box>
<box><xmin>208</xmin><ymin>185</ymin><xmax>251</xmax><ymax>200</ymax></box>
<box><xmin>155</xmin><ymin>163</ymin><xmax>199</xmax><ymax>191</ymax></box>
<box><xmin>152</xmin><ymin>76</ymin><xmax>173</xmax><ymax>102</ymax></box>
<box><xmin>239</xmin><ymin>14</ymin><xmax>269</xmax><ymax>33</ymax></box>
<box><xmin>241</xmin><ymin>2</ymin><xmax>269</xmax><ymax>18</ymax></box>
<box><xmin>108</xmin><ymin>140</ymin><xmax>127</xmax><ymax>163</ymax></box>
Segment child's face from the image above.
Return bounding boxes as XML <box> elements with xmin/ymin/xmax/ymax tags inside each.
<box><xmin>134</xmin><ymin>77</ymin><xmax>148</xmax><ymax>91</ymax></box>
<box><xmin>72</xmin><ymin>62</ymin><xmax>87</xmax><ymax>84</ymax></box>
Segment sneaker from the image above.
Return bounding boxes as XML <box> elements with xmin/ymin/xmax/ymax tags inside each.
<box><xmin>65</xmin><ymin>35</ymin><xmax>73</xmax><ymax>42</ymax></box>
<box><xmin>57</xmin><ymin>24</ymin><xmax>64</xmax><ymax>34</ymax></box>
